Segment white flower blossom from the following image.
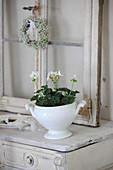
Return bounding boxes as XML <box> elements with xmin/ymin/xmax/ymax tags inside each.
<box><xmin>58</xmin><ymin>71</ymin><xmax>63</xmax><ymax>77</ymax></box>
<box><xmin>70</xmin><ymin>74</ymin><xmax>78</xmax><ymax>83</ymax></box>
<box><xmin>47</xmin><ymin>71</ymin><xmax>63</xmax><ymax>81</ymax></box>
<box><xmin>29</xmin><ymin>71</ymin><xmax>39</xmax><ymax>80</ymax></box>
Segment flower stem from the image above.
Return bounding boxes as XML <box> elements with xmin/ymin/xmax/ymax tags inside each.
<box><xmin>54</xmin><ymin>82</ymin><xmax>57</xmax><ymax>92</ymax></box>
<box><xmin>69</xmin><ymin>82</ymin><xmax>74</xmax><ymax>96</ymax></box>
<box><xmin>35</xmin><ymin>81</ymin><xmax>38</xmax><ymax>91</ymax></box>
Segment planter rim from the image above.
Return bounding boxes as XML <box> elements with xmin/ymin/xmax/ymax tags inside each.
<box><xmin>35</xmin><ymin>101</ymin><xmax>77</xmax><ymax>109</ymax></box>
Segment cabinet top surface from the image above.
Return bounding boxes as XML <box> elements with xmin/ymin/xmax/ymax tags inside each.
<box><xmin>0</xmin><ymin>120</ymin><xmax>113</xmax><ymax>152</ymax></box>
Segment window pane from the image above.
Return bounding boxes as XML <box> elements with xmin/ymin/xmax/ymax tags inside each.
<box><xmin>48</xmin><ymin>0</ymin><xmax>85</xmax><ymax>43</ymax></box>
<box><xmin>4</xmin><ymin>43</ymin><xmax>35</xmax><ymax>99</ymax></box>
<box><xmin>48</xmin><ymin>46</ymin><xmax>83</xmax><ymax>102</ymax></box>
<box><xmin>3</xmin><ymin>0</ymin><xmax>36</xmax><ymax>99</ymax></box>
<box><xmin>4</xmin><ymin>0</ymin><xmax>33</xmax><ymax>39</ymax></box>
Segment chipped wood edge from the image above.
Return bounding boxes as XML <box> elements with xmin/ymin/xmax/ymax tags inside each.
<box><xmin>90</xmin><ymin>0</ymin><xmax>104</xmax><ymax>126</ymax></box>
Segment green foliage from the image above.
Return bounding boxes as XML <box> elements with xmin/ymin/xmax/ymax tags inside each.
<box><xmin>30</xmin><ymin>85</ymin><xmax>79</xmax><ymax>107</ymax></box>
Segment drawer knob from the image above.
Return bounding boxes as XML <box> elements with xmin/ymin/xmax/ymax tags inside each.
<box><xmin>54</xmin><ymin>156</ymin><xmax>63</xmax><ymax>166</ymax></box>
<box><xmin>26</xmin><ymin>155</ymin><xmax>34</xmax><ymax>166</ymax></box>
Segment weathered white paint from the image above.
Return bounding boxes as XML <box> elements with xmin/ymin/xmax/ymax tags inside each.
<box><xmin>0</xmin><ymin>141</ymin><xmax>66</xmax><ymax>170</ymax></box>
<box><xmin>83</xmin><ymin>0</ymin><xmax>92</xmax><ymax>102</ymax></box>
<box><xmin>1</xmin><ymin>120</ymin><xmax>113</xmax><ymax>170</ymax></box>
<box><xmin>0</xmin><ymin>120</ymin><xmax>112</xmax><ymax>152</ymax></box>
<box><xmin>90</xmin><ymin>0</ymin><xmax>104</xmax><ymax>125</ymax></box>
<box><xmin>66</xmin><ymin>138</ymin><xmax>113</xmax><ymax>170</ymax></box>
<box><xmin>0</xmin><ymin>96</ymin><xmax>30</xmax><ymax>114</ymax></box>
<box><xmin>74</xmin><ymin>0</ymin><xmax>104</xmax><ymax>126</ymax></box>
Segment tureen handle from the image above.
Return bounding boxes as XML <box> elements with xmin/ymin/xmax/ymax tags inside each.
<box><xmin>75</xmin><ymin>100</ymin><xmax>86</xmax><ymax>116</ymax></box>
<box><xmin>25</xmin><ymin>104</ymin><xmax>35</xmax><ymax>117</ymax></box>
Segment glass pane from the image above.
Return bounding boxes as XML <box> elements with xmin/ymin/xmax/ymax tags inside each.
<box><xmin>4</xmin><ymin>0</ymin><xmax>34</xmax><ymax>39</ymax></box>
<box><xmin>3</xmin><ymin>0</ymin><xmax>36</xmax><ymax>99</ymax></box>
<box><xmin>4</xmin><ymin>42</ymin><xmax>35</xmax><ymax>99</ymax></box>
<box><xmin>48</xmin><ymin>46</ymin><xmax>83</xmax><ymax>102</ymax></box>
<box><xmin>48</xmin><ymin>0</ymin><xmax>85</xmax><ymax>43</ymax></box>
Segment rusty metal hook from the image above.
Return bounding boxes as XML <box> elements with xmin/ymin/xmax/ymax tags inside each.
<box><xmin>23</xmin><ymin>6</ymin><xmax>38</xmax><ymax>11</ymax></box>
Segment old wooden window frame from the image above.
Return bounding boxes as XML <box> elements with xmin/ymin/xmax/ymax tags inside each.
<box><xmin>0</xmin><ymin>0</ymin><xmax>104</xmax><ymax>127</ymax></box>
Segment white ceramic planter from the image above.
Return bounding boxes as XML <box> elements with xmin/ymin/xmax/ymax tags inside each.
<box><xmin>25</xmin><ymin>100</ymin><xmax>86</xmax><ymax>140</ymax></box>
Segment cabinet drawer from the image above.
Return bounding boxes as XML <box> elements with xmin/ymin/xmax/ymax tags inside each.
<box><xmin>2</xmin><ymin>141</ymin><xmax>65</xmax><ymax>170</ymax></box>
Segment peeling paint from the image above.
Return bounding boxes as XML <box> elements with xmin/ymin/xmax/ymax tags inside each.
<box><xmin>103</xmin><ymin>77</ymin><xmax>106</xmax><ymax>82</ymax></box>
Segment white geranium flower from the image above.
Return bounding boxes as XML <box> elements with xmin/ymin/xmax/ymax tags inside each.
<box><xmin>58</xmin><ymin>71</ymin><xmax>63</xmax><ymax>77</ymax></box>
<box><xmin>29</xmin><ymin>71</ymin><xmax>39</xmax><ymax>80</ymax></box>
<box><xmin>47</xmin><ymin>71</ymin><xmax>53</xmax><ymax>81</ymax></box>
<box><xmin>70</xmin><ymin>74</ymin><xmax>78</xmax><ymax>83</ymax></box>
<box><xmin>47</xmin><ymin>71</ymin><xmax>63</xmax><ymax>81</ymax></box>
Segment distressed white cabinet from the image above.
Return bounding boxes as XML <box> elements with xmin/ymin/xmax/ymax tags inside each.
<box><xmin>0</xmin><ymin>120</ymin><xmax>113</xmax><ymax>170</ymax></box>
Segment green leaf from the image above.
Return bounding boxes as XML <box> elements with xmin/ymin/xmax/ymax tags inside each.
<box><xmin>34</xmin><ymin>89</ymin><xmax>42</xmax><ymax>94</ymax></box>
<box><xmin>61</xmin><ymin>96</ymin><xmax>75</xmax><ymax>105</ymax></box>
<box><xmin>68</xmin><ymin>96</ymin><xmax>75</xmax><ymax>104</ymax></box>
<box><xmin>41</xmin><ymin>85</ymin><xmax>48</xmax><ymax>89</ymax></box>
<box><xmin>57</xmin><ymin>87</ymin><xmax>70</xmax><ymax>95</ymax></box>
<box><xmin>61</xmin><ymin>97</ymin><xmax>69</xmax><ymax>104</ymax></box>
<box><xmin>70</xmin><ymin>79</ymin><xmax>78</xmax><ymax>83</ymax></box>
<box><xmin>45</xmin><ymin>88</ymin><xmax>52</xmax><ymax>94</ymax></box>
<box><xmin>70</xmin><ymin>90</ymin><xmax>80</xmax><ymax>96</ymax></box>
<box><xmin>30</xmin><ymin>96</ymin><xmax>37</xmax><ymax>101</ymax></box>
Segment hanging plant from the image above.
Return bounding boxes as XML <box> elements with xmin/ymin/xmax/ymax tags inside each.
<box><xmin>20</xmin><ymin>16</ymin><xmax>49</xmax><ymax>49</ymax></box>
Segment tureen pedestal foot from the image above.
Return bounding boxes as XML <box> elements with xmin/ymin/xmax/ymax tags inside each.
<box><xmin>44</xmin><ymin>130</ymin><xmax>72</xmax><ymax>140</ymax></box>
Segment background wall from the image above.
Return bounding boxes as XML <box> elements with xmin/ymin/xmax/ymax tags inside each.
<box><xmin>101</xmin><ymin>0</ymin><xmax>113</xmax><ymax>120</ymax></box>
